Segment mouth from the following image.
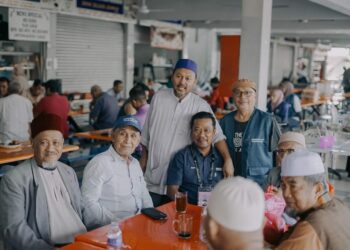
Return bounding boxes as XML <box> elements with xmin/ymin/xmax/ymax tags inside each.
<box><xmin>44</xmin><ymin>152</ymin><xmax>57</xmax><ymax>157</ymax></box>
<box><xmin>176</xmin><ymin>85</ymin><xmax>186</xmax><ymax>91</ymax></box>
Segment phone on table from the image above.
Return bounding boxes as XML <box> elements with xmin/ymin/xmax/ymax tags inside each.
<box><xmin>141</xmin><ymin>207</ymin><xmax>168</xmax><ymax>220</ymax></box>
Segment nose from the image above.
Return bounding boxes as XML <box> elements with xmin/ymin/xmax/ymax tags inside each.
<box><xmin>282</xmin><ymin>186</ymin><xmax>291</xmax><ymax>198</ymax></box>
<box><xmin>198</xmin><ymin>130</ymin><xmax>206</xmax><ymax>137</ymax></box>
<box><xmin>47</xmin><ymin>142</ymin><xmax>55</xmax><ymax>151</ymax></box>
<box><xmin>124</xmin><ymin>134</ymin><xmax>132</xmax><ymax>143</ymax></box>
<box><xmin>180</xmin><ymin>77</ymin><xmax>186</xmax><ymax>84</ymax></box>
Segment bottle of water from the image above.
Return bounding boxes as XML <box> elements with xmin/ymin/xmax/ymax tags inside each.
<box><xmin>199</xmin><ymin>206</ymin><xmax>208</xmax><ymax>242</ymax></box>
<box><xmin>107</xmin><ymin>221</ymin><xmax>123</xmax><ymax>250</ymax></box>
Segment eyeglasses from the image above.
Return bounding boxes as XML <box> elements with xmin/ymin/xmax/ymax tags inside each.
<box><xmin>232</xmin><ymin>90</ymin><xmax>255</xmax><ymax>97</ymax></box>
<box><xmin>275</xmin><ymin>148</ymin><xmax>295</xmax><ymax>155</ymax></box>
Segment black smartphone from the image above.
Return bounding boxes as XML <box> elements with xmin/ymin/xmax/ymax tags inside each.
<box><xmin>141</xmin><ymin>207</ymin><xmax>168</xmax><ymax>220</ymax></box>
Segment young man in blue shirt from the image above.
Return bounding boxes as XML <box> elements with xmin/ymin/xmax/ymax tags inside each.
<box><xmin>166</xmin><ymin>112</ymin><xmax>224</xmax><ymax>205</ymax></box>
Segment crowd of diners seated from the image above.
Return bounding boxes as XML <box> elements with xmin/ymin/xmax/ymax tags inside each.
<box><xmin>0</xmin><ymin>59</ymin><xmax>350</xmax><ymax>250</ymax></box>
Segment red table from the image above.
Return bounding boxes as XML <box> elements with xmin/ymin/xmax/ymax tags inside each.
<box><xmin>75</xmin><ymin>202</ymin><xmax>208</xmax><ymax>250</ymax></box>
<box><xmin>0</xmin><ymin>143</ymin><xmax>79</xmax><ymax>165</ymax></box>
<box><xmin>60</xmin><ymin>242</ymin><xmax>103</xmax><ymax>249</ymax></box>
<box><xmin>74</xmin><ymin>129</ymin><xmax>112</xmax><ymax>142</ymax></box>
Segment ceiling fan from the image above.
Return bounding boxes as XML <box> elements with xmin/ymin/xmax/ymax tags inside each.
<box><xmin>134</xmin><ymin>0</ymin><xmax>174</xmax><ymax>15</ymax></box>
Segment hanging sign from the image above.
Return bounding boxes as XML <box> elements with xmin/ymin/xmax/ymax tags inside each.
<box><xmin>77</xmin><ymin>0</ymin><xmax>124</xmax><ymax>14</ymax></box>
<box><xmin>150</xmin><ymin>26</ymin><xmax>184</xmax><ymax>50</ymax></box>
<box><xmin>8</xmin><ymin>8</ymin><xmax>50</xmax><ymax>42</ymax></box>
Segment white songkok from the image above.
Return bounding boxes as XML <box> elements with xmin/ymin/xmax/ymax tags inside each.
<box><xmin>281</xmin><ymin>150</ymin><xmax>325</xmax><ymax>177</ymax></box>
<box><xmin>278</xmin><ymin>132</ymin><xmax>306</xmax><ymax>148</ymax></box>
<box><xmin>207</xmin><ymin>177</ymin><xmax>265</xmax><ymax>232</ymax></box>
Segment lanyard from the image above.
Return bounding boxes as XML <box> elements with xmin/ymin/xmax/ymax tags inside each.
<box><xmin>190</xmin><ymin>145</ymin><xmax>216</xmax><ymax>187</ymax></box>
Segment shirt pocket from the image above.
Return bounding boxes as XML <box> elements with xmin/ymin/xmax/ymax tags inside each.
<box><xmin>247</xmin><ymin>138</ymin><xmax>268</xmax><ymax>165</ymax></box>
<box><xmin>130</xmin><ymin>174</ymin><xmax>143</xmax><ymax>197</ymax></box>
<box><xmin>183</xmin><ymin>165</ymin><xmax>198</xmax><ymax>184</ymax></box>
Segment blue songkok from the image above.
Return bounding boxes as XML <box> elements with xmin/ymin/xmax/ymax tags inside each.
<box><xmin>174</xmin><ymin>59</ymin><xmax>197</xmax><ymax>75</ymax></box>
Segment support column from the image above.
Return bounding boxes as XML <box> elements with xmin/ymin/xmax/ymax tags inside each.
<box><xmin>124</xmin><ymin>23</ymin><xmax>135</xmax><ymax>97</ymax></box>
<box><xmin>45</xmin><ymin>12</ymin><xmax>57</xmax><ymax>81</ymax></box>
<box><xmin>239</xmin><ymin>0</ymin><xmax>272</xmax><ymax>110</ymax></box>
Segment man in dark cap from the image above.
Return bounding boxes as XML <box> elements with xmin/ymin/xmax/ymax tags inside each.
<box><xmin>140</xmin><ymin>58</ymin><xmax>234</xmax><ymax>206</ymax></box>
<box><xmin>0</xmin><ymin>113</ymin><xmax>86</xmax><ymax>250</ymax></box>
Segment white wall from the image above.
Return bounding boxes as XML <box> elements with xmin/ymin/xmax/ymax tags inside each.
<box><xmin>184</xmin><ymin>27</ymin><xmax>218</xmax><ymax>83</ymax></box>
<box><xmin>270</xmin><ymin>42</ymin><xmax>295</xmax><ymax>86</ymax></box>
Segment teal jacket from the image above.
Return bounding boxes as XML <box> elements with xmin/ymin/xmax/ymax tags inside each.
<box><xmin>220</xmin><ymin>108</ymin><xmax>280</xmax><ymax>187</ymax></box>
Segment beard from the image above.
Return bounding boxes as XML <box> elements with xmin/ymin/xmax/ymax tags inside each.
<box><xmin>42</xmin><ymin>161</ymin><xmax>58</xmax><ymax>170</ymax></box>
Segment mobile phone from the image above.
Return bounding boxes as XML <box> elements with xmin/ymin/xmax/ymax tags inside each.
<box><xmin>141</xmin><ymin>207</ymin><xmax>168</xmax><ymax>220</ymax></box>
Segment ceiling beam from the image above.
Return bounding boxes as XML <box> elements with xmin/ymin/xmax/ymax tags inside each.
<box><xmin>309</xmin><ymin>0</ymin><xmax>350</xmax><ymax>16</ymax></box>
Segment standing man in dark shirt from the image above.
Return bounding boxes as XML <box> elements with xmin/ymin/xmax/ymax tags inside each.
<box><xmin>166</xmin><ymin>112</ymin><xmax>224</xmax><ymax>205</ymax></box>
<box><xmin>90</xmin><ymin>85</ymin><xmax>120</xmax><ymax>129</ymax></box>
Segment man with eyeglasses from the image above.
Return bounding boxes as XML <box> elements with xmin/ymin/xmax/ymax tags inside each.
<box><xmin>166</xmin><ymin>112</ymin><xmax>224</xmax><ymax>205</ymax></box>
<box><xmin>266</xmin><ymin>132</ymin><xmax>306</xmax><ymax>190</ymax></box>
<box><xmin>220</xmin><ymin>79</ymin><xmax>281</xmax><ymax>187</ymax></box>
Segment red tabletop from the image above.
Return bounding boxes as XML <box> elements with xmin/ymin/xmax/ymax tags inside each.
<box><xmin>75</xmin><ymin>202</ymin><xmax>208</xmax><ymax>250</ymax></box>
<box><xmin>60</xmin><ymin>241</ymin><xmax>103</xmax><ymax>249</ymax></box>
<box><xmin>0</xmin><ymin>143</ymin><xmax>79</xmax><ymax>165</ymax></box>
<box><xmin>74</xmin><ymin>129</ymin><xmax>112</xmax><ymax>141</ymax></box>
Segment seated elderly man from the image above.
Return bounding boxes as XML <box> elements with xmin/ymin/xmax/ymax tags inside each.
<box><xmin>82</xmin><ymin>116</ymin><xmax>153</xmax><ymax>229</ymax></box>
<box><xmin>277</xmin><ymin>150</ymin><xmax>350</xmax><ymax>249</ymax></box>
<box><xmin>0</xmin><ymin>113</ymin><xmax>86</xmax><ymax>250</ymax></box>
<box><xmin>166</xmin><ymin>112</ymin><xmax>224</xmax><ymax>205</ymax></box>
<box><xmin>204</xmin><ymin>177</ymin><xmax>265</xmax><ymax>250</ymax></box>
<box><xmin>266</xmin><ymin>131</ymin><xmax>306</xmax><ymax>189</ymax></box>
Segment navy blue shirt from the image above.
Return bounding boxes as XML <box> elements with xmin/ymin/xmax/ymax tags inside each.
<box><xmin>90</xmin><ymin>93</ymin><xmax>120</xmax><ymax>129</ymax></box>
<box><xmin>166</xmin><ymin>144</ymin><xmax>224</xmax><ymax>205</ymax></box>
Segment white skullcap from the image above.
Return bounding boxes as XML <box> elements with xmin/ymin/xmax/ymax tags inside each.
<box><xmin>278</xmin><ymin>132</ymin><xmax>306</xmax><ymax>148</ymax></box>
<box><xmin>207</xmin><ymin>177</ymin><xmax>265</xmax><ymax>232</ymax></box>
<box><xmin>281</xmin><ymin>150</ymin><xmax>325</xmax><ymax>177</ymax></box>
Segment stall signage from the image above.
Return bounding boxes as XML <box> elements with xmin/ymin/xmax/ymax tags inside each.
<box><xmin>9</xmin><ymin>8</ymin><xmax>50</xmax><ymax>42</ymax></box>
<box><xmin>77</xmin><ymin>0</ymin><xmax>124</xmax><ymax>14</ymax></box>
<box><xmin>150</xmin><ymin>26</ymin><xmax>184</xmax><ymax>50</ymax></box>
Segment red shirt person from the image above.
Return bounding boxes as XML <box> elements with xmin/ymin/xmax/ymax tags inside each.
<box><xmin>208</xmin><ymin>77</ymin><xmax>225</xmax><ymax>112</ymax></box>
<box><xmin>34</xmin><ymin>79</ymin><xmax>70</xmax><ymax>138</ymax></box>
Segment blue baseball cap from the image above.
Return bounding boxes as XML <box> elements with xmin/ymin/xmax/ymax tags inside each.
<box><xmin>114</xmin><ymin>115</ymin><xmax>142</xmax><ymax>133</ymax></box>
<box><xmin>174</xmin><ymin>59</ymin><xmax>197</xmax><ymax>75</ymax></box>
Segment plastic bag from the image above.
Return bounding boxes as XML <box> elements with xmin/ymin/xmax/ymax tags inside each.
<box><xmin>263</xmin><ymin>185</ymin><xmax>287</xmax><ymax>245</ymax></box>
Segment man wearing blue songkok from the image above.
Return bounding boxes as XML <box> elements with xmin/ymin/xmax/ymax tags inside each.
<box><xmin>140</xmin><ymin>58</ymin><xmax>234</xmax><ymax>207</ymax></box>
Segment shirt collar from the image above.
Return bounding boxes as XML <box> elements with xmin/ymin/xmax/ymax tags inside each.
<box><xmin>172</xmin><ymin>90</ymin><xmax>192</xmax><ymax>103</ymax></box>
<box><xmin>191</xmin><ymin>143</ymin><xmax>216</xmax><ymax>159</ymax></box>
<box><xmin>108</xmin><ymin>145</ymin><xmax>133</xmax><ymax>163</ymax></box>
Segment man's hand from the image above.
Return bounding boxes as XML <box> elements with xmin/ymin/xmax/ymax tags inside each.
<box><xmin>222</xmin><ymin>158</ymin><xmax>234</xmax><ymax>178</ymax></box>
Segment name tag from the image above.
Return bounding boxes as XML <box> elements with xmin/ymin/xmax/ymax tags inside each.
<box><xmin>198</xmin><ymin>186</ymin><xmax>213</xmax><ymax>207</ymax></box>
<box><xmin>251</xmin><ymin>138</ymin><xmax>264</xmax><ymax>143</ymax></box>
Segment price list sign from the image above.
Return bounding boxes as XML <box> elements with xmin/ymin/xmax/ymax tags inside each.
<box><xmin>9</xmin><ymin>8</ymin><xmax>50</xmax><ymax>42</ymax></box>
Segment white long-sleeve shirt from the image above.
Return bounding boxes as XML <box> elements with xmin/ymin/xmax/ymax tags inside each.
<box><xmin>82</xmin><ymin>146</ymin><xmax>153</xmax><ymax>229</ymax></box>
<box><xmin>141</xmin><ymin>89</ymin><xmax>225</xmax><ymax>195</ymax></box>
<box><xmin>0</xmin><ymin>94</ymin><xmax>33</xmax><ymax>142</ymax></box>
